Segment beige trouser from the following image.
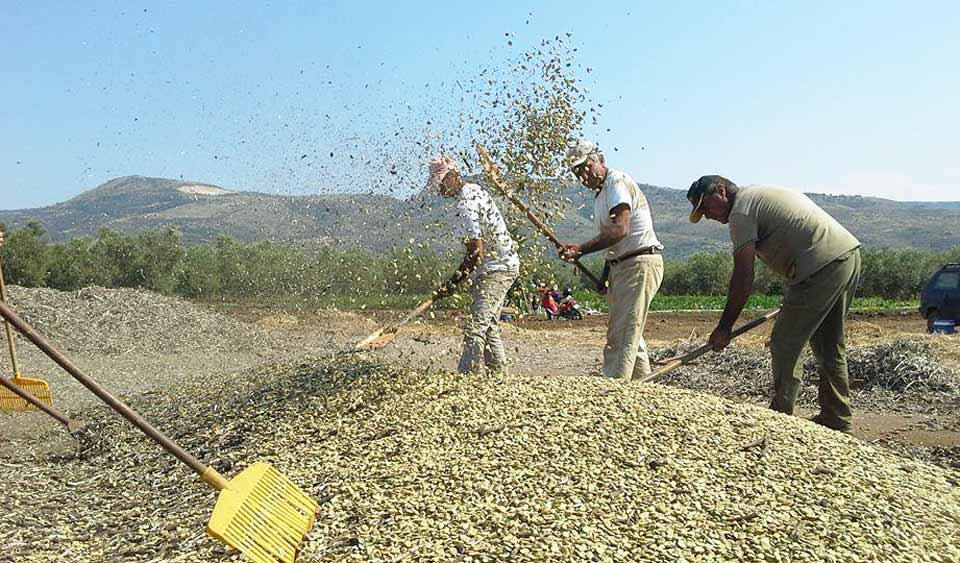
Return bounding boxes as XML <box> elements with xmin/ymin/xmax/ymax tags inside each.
<box><xmin>458</xmin><ymin>268</ymin><xmax>519</xmax><ymax>374</ymax></box>
<box><xmin>604</xmin><ymin>254</ymin><xmax>664</xmax><ymax>379</ymax></box>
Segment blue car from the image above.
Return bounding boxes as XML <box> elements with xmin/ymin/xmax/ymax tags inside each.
<box><xmin>920</xmin><ymin>264</ymin><xmax>960</xmax><ymax>333</ymax></box>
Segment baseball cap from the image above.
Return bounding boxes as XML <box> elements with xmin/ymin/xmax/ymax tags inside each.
<box><xmin>565</xmin><ymin>139</ymin><xmax>600</xmax><ymax>170</ymax></box>
<box><xmin>687</xmin><ymin>175</ymin><xmax>732</xmax><ymax>223</ymax></box>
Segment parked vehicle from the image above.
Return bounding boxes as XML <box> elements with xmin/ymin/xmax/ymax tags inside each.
<box><xmin>537</xmin><ymin>286</ymin><xmax>583</xmax><ymax>320</ymax></box>
<box><xmin>920</xmin><ymin>263</ymin><xmax>960</xmax><ymax>333</ymax></box>
<box><xmin>540</xmin><ymin>288</ymin><xmax>559</xmax><ymax>319</ymax></box>
<box><xmin>556</xmin><ymin>290</ymin><xmax>584</xmax><ymax>320</ymax></box>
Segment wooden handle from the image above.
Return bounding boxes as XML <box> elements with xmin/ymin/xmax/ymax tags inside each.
<box><xmin>354</xmin><ymin>297</ymin><xmax>436</xmax><ymax>350</ymax></box>
<box><xmin>0</xmin><ymin>259</ymin><xmax>21</xmax><ymax>376</ymax></box>
<box><xmin>0</xmin><ymin>300</ymin><xmax>213</xmax><ymax>481</ymax></box>
<box><xmin>505</xmin><ymin>193</ymin><xmax>604</xmax><ymax>288</ymax></box>
<box><xmin>729</xmin><ymin>308</ymin><xmax>780</xmax><ymax>338</ymax></box>
<box><xmin>400</xmin><ymin>298</ymin><xmax>435</xmax><ymax>325</ymax></box>
<box><xmin>638</xmin><ymin>308</ymin><xmax>781</xmax><ymax>384</ymax></box>
<box><xmin>475</xmin><ymin>144</ymin><xmax>603</xmax><ymax>290</ymax></box>
<box><xmin>643</xmin><ymin>358</ymin><xmax>685</xmax><ymax>381</ymax></box>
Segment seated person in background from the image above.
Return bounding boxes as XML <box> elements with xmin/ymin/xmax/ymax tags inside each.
<box><xmin>541</xmin><ymin>288</ymin><xmax>559</xmax><ymax>319</ymax></box>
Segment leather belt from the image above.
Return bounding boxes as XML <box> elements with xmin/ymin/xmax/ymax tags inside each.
<box><xmin>607</xmin><ymin>246</ymin><xmax>661</xmax><ymax>265</ymax></box>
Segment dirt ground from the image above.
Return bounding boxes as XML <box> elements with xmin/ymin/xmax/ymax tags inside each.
<box><xmin>2</xmin><ymin>306</ymin><xmax>957</xmax><ymax>471</ymax></box>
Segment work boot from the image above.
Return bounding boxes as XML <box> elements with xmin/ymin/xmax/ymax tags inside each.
<box><xmin>809</xmin><ymin>413</ymin><xmax>852</xmax><ymax>434</ymax></box>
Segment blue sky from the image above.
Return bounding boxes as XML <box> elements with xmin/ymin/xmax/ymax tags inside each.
<box><xmin>2</xmin><ymin>0</ymin><xmax>958</xmax><ymax>209</ymax></box>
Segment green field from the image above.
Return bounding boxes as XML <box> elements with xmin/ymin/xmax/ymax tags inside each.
<box><xmin>206</xmin><ymin>291</ymin><xmax>918</xmax><ymax>317</ymax></box>
<box><xmin>572</xmin><ymin>292</ymin><xmax>917</xmax><ymax>313</ymax></box>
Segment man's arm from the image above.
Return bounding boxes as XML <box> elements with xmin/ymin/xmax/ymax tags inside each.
<box><xmin>435</xmin><ymin>239</ymin><xmax>483</xmax><ymax>299</ymax></box>
<box><xmin>560</xmin><ymin>204</ymin><xmax>631</xmax><ymax>260</ymax></box>
<box><xmin>709</xmin><ymin>243</ymin><xmax>756</xmax><ymax>351</ymax></box>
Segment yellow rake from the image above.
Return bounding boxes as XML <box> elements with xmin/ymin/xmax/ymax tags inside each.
<box><xmin>0</xmin><ymin>371</ymin><xmax>84</xmax><ymax>434</ymax></box>
<box><xmin>0</xmin><ymin>300</ymin><xmax>318</xmax><ymax>563</ymax></box>
<box><xmin>0</xmin><ymin>251</ymin><xmax>52</xmax><ymax>411</ymax></box>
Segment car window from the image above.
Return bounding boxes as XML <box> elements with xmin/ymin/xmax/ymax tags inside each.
<box><xmin>933</xmin><ymin>271</ymin><xmax>960</xmax><ymax>290</ymax></box>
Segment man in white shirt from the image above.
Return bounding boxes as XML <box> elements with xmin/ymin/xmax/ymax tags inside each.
<box><xmin>428</xmin><ymin>155</ymin><xmax>521</xmax><ymax>374</ymax></box>
<box><xmin>559</xmin><ymin>140</ymin><xmax>664</xmax><ymax>379</ymax></box>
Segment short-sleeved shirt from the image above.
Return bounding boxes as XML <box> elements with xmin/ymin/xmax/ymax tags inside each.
<box><xmin>593</xmin><ymin>169</ymin><xmax>663</xmax><ymax>261</ymax></box>
<box><xmin>728</xmin><ymin>186</ymin><xmax>861</xmax><ymax>285</ymax></box>
<box><xmin>454</xmin><ymin>183</ymin><xmax>520</xmax><ymax>274</ymax></box>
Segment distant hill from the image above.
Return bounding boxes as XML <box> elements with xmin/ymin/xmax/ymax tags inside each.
<box><xmin>0</xmin><ymin>176</ymin><xmax>450</xmax><ymax>253</ymax></box>
<box><xmin>1</xmin><ymin>175</ymin><xmax>958</xmax><ymax>258</ymax></box>
<box><xmin>902</xmin><ymin>201</ymin><xmax>960</xmax><ymax>211</ymax></box>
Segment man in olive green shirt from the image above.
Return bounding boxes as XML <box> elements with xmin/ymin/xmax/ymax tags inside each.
<box><xmin>687</xmin><ymin>175</ymin><xmax>862</xmax><ymax>432</ymax></box>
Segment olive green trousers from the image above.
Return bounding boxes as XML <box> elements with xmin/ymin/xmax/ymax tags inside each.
<box><xmin>769</xmin><ymin>249</ymin><xmax>862</xmax><ymax>429</ymax></box>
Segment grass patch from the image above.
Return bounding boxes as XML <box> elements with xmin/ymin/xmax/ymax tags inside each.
<box><xmin>573</xmin><ymin>292</ymin><xmax>917</xmax><ymax>313</ymax></box>
<box><xmin>201</xmin><ymin>292</ymin><xmax>917</xmax><ymax>317</ymax></box>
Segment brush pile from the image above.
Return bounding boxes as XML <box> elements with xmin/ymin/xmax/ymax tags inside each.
<box><xmin>653</xmin><ymin>337</ymin><xmax>960</xmax><ymax>412</ymax></box>
<box><xmin>1</xmin><ymin>356</ymin><xmax>958</xmax><ymax>562</ymax></box>
<box><xmin>849</xmin><ymin>339</ymin><xmax>957</xmax><ymax>392</ymax></box>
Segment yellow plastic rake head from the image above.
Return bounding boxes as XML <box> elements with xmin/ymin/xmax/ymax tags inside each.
<box><xmin>0</xmin><ymin>298</ymin><xmax>318</xmax><ymax>561</ymax></box>
<box><xmin>206</xmin><ymin>462</ymin><xmax>318</xmax><ymax>563</ymax></box>
<box><xmin>0</xmin><ymin>374</ymin><xmax>52</xmax><ymax>411</ymax></box>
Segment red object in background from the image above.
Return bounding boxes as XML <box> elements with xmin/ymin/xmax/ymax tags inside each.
<box><xmin>540</xmin><ymin>290</ymin><xmax>559</xmax><ymax>318</ymax></box>
<box><xmin>558</xmin><ymin>295</ymin><xmax>577</xmax><ymax>314</ymax></box>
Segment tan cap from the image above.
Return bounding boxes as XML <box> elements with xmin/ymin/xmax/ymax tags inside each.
<box><xmin>566</xmin><ymin>139</ymin><xmax>600</xmax><ymax>170</ymax></box>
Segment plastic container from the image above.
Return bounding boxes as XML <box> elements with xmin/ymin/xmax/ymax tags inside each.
<box><xmin>932</xmin><ymin>320</ymin><xmax>957</xmax><ymax>334</ymax></box>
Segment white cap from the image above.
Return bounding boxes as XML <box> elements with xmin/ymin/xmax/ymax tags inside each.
<box><xmin>566</xmin><ymin>139</ymin><xmax>600</xmax><ymax>170</ymax></box>
<box><xmin>426</xmin><ymin>155</ymin><xmax>460</xmax><ymax>191</ymax></box>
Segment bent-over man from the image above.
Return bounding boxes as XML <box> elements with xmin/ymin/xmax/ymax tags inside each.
<box><xmin>688</xmin><ymin>175</ymin><xmax>862</xmax><ymax>432</ymax></box>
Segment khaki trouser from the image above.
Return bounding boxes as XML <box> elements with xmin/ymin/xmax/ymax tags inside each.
<box><xmin>769</xmin><ymin>248</ymin><xmax>862</xmax><ymax>429</ymax></box>
<box><xmin>458</xmin><ymin>268</ymin><xmax>519</xmax><ymax>374</ymax></box>
<box><xmin>604</xmin><ymin>254</ymin><xmax>664</xmax><ymax>379</ymax></box>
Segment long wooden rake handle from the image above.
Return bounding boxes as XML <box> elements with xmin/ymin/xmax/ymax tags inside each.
<box><xmin>398</xmin><ymin>297</ymin><xmax>436</xmax><ymax>326</ymax></box>
<box><xmin>505</xmin><ymin>191</ymin><xmax>603</xmax><ymax>289</ymax></box>
<box><xmin>475</xmin><ymin>144</ymin><xmax>603</xmax><ymax>291</ymax></box>
<box><xmin>354</xmin><ymin>297</ymin><xmax>435</xmax><ymax>350</ymax></box>
<box><xmin>0</xmin><ymin>300</ymin><xmax>230</xmax><ymax>490</ymax></box>
<box><xmin>0</xmin><ymin>373</ymin><xmax>83</xmax><ymax>433</ymax></box>
<box><xmin>0</xmin><ymin>258</ymin><xmax>22</xmax><ymax>376</ymax></box>
<box><xmin>637</xmin><ymin>308</ymin><xmax>781</xmax><ymax>384</ymax></box>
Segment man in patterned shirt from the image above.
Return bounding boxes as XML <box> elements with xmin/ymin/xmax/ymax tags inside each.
<box><xmin>428</xmin><ymin>155</ymin><xmax>521</xmax><ymax>374</ymax></box>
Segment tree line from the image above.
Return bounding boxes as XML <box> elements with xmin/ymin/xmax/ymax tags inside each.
<box><xmin>2</xmin><ymin>221</ymin><xmax>957</xmax><ymax>302</ymax></box>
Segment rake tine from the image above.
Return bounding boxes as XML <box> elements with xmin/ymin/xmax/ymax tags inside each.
<box><xmin>0</xmin><ymin>372</ymin><xmax>83</xmax><ymax>433</ymax></box>
<box><xmin>0</xmin><ymin>301</ymin><xmax>317</xmax><ymax>561</ymax></box>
